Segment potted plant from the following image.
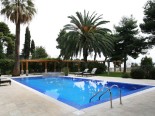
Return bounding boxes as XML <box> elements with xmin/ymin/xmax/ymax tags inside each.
<box><xmin>62</xmin><ymin>67</ymin><xmax>69</xmax><ymax>76</ymax></box>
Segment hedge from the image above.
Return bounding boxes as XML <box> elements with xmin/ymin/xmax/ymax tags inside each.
<box><xmin>0</xmin><ymin>59</ymin><xmax>14</xmax><ymax>75</ymax></box>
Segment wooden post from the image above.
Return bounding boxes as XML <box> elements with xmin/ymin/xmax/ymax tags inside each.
<box><xmin>119</xmin><ymin>61</ymin><xmax>122</xmax><ymax>72</ymax></box>
<box><xmin>114</xmin><ymin>61</ymin><xmax>116</xmax><ymax>72</ymax></box>
<box><xmin>54</xmin><ymin>62</ymin><xmax>56</xmax><ymax>72</ymax></box>
<box><xmin>26</xmin><ymin>61</ymin><xmax>29</xmax><ymax>76</ymax></box>
<box><xmin>78</xmin><ymin>62</ymin><xmax>80</xmax><ymax>72</ymax></box>
<box><xmin>67</xmin><ymin>62</ymin><xmax>69</xmax><ymax>72</ymax></box>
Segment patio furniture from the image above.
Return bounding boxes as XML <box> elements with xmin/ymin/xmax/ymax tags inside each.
<box><xmin>0</xmin><ymin>78</ymin><xmax>11</xmax><ymax>85</ymax></box>
<box><xmin>82</xmin><ymin>68</ymin><xmax>97</xmax><ymax>76</ymax></box>
<box><xmin>75</xmin><ymin>68</ymin><xmax>89</xmax><ymax>76</ymax></box>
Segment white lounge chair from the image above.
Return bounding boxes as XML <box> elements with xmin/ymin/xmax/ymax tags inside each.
<box><xmin>75</xmin><ymin>68</ymin><xmax>89</xmax><ymax>76</ymax></box>
<box><xmin>82</xmin><ymin>68</ymin><xmax>97</xmax><ymax>76</ymax></box>
<box><xmin>0</xmin><ymin>78</ymin><xmax>11</xmax><ymax>85</ymax></box>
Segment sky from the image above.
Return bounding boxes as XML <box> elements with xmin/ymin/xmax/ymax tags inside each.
<box><xmin>0</xmin><ymin>0</ymin><xmax>154</xmax><ymax>65</ymax></box>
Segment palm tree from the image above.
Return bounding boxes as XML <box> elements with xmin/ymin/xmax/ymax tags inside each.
<box><xmin>1</xmin><ymin>0</ymin><xmax>36</xmax><ymax>76</ymax></box>
<box><xmin>57</xmin><ymin>10</ymin><xmax>114</xmax><ymax>62</ymax></box>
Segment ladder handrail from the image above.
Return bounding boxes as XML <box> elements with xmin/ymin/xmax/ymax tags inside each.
<box><xmin>98</xmin><ymin>87</ymin><xmax>110</xmax><ymax>100</ymax></box>
<box><xmin>89</xmin><ymin>86</ymin><xmax>107</xmax><ymax>103</ymax></box>
<box><xmin>89</xmin><ymin>84</ymin><xmax>122</xmax><ymax>108</ymax></box>
<box><xmin>98</xmin><ymin>87</ymin><xmax>112</xmax><ymax>108</ymax></box>
<box><xmin>109</xmin><ymin>84</ymin><xmax>122</xmax><ymax>105</ymax></box>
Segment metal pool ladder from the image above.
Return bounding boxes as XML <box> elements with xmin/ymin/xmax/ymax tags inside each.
<box><xmin>89</xmin><ymin>84</ymin><xmax>122</xmax><ymax>108</ymax></box>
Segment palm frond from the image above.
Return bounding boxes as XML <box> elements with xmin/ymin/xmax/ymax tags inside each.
<box><xmin>95</xmin><ymin>20</ymin><xmax>110</xmax><ymax>27</ymax></box>
<box><xmin>68</xmin><ymin>15</ymin><xmax>81</xmax><ymax>29</ymax></box>
<box><xmin>76</xmin><ymin>12</ymin><xmax>84</xmax><ymax>26</ymax></box>
<box><xmin>1</xmin><ymin>0</ymin><xmax>36</xmax><ymax>24</ymax></box>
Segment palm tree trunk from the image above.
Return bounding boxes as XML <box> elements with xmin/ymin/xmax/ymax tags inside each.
<box><xmin>83</xmin><ymin>48</ymin><xmax>88</xmax><ymax>68</ymax></box>
<box><xmin>123</xmin><ymin>54</ymin><xmax>127</xmax><ymax>73</ymax></box>
<box><xmin>94</xmin><ymin>52</ymin><xmax>97</xmax><ymax>61</ymax></box>
<box><xmin>83</xmin><ymin>48</ymin><xmax>88</xmax><ymax>62</ymax></box>
<box><xmin>104</xmin><ymin>57</ymin><xmax>107</xmax><ymax>65</ymax></box>
<box><xmin>12</xmin><ymin>21</ymin><xmax>20</xmax><ymax>76</ymax></box>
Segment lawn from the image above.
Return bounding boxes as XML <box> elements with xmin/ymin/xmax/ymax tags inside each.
<box><xmin>97</xmin><ymin>72</ymin><xmax>123</xmax><ymax>77</ymax></box>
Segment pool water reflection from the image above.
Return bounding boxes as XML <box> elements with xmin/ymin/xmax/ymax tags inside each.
<box><xmin>13</xmin><ymin>76</ymin><xmax>154</xmax><ymax>109</ymax></box>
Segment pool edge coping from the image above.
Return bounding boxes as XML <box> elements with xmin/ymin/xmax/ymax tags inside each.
<box><xmin>11</xmin><ymin>76</ymin><xmax>155</xmax><ymax>112</ymax></box>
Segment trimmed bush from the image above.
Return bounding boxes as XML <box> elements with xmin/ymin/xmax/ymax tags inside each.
<box><xmin>130</xmin><ymin>68</ymin><xmax>145</xmax><ymax>79</ymax></box>
<box><xmin>140</xmin><ymin>56</ymin><xmax>153</xmax><ymax>79</ymax></box>
<box><xmin>121</xmin><ymin>73</ymin><xmax>130</xmax><ymax>78</ymax></box>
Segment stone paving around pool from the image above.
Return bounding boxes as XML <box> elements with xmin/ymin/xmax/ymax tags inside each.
<box><xmin>0</xmin><ymin>75</ymin><xmax>155</xmax><ymax>116</ymax></box>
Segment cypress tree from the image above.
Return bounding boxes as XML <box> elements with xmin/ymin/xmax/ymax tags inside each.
<box><xmin>23</xmin><ymin>26</ymin><xmax>31</xmax><ymax>59</ymax></box>
<box><xmin>30</xmin><ymin>39</ymin><xmax>35</xmax><ymax>54</ymax></box>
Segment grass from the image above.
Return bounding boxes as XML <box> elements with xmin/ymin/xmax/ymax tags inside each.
<box><xmin>97</xmin><ymin>72</ymin><xmax>123</xmax><ymax>77</ymax></box>
<box><xmin>71</xmin><ymin>71</ymin><xmax>129</xmax><ymax>78</ymax></box>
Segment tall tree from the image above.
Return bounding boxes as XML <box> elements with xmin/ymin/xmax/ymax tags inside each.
<box><xmin>0</xmin><ymin>32</ymin><xmax>5</xmax><ymax>59</ymax></box>
<box><xmin>140</xmin><ymin>0</ymin><xmax>155</xmax><ymax>46</ymax></box>
<box><xmin>23</xmin><ymin>26</ymin><xmax>31</xmax><ymax>59</ymax></box>
<box><xmin>1</xmin><ymin>0</ymin><xmax>36</xmax><ymax>76</ymax></box>
<box><xmin>57</xmin><ymin>11</ymin><xmax>114</xmax><ymax>62</ymax></box>
<box><xmin>0</xmin><ymin>22</ymin><xmax>10</xmax><ymax>59</ymax></box>
<box><xmin>6</xmin><ymin>34</ymin><xmax>15</xmax><ymax>59</ymax></box>
<box><xmin>0</xmin><ymin>22</ymin><xmax>15</xmax><ymax>59</ymax></box>
<box><xmin>113</xmin><ymin>16</ymin><xmax>147</xmax><ymax>72</ymax></box>
<box><xmin>33</xmin><ymin>46</ymin><xmax>48</xmax><ymax>59</ymax></box>
<box><xmin>30</xmin><ymin>39</ymin><xmax>35</xmax><ymax>54</ymax></box>
<box><xmin>0</xmin><ymin>22</ymin><xmax>10</xmax><ymax>35</ymax></box>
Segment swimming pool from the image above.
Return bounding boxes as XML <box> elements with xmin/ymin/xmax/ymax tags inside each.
<box><xmin>13</xmin><ymin>76</ymin><xmax>154</xmax><ymax>109</ymax></box>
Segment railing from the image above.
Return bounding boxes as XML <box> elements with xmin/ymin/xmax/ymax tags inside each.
<box><xmin>109</xmin><ymin>84</ymin><xmax>122</xmax><ymax>105</ymax></box>
<box><xmin>89</xmin><ymin>86</ymin><xmax>109</xmax><ymax>103</ymax></box>
<box><xmin>98</xmin><ymin>87</ymin><xmax>112</xmax><ymax>108</ymax></box>
<box><xmin>89</xmin><ymin>84</ymin><xmax>122</xmax><ymax>108</ymax></box>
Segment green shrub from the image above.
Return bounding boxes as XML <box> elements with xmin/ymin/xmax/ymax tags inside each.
<box><xmin>121</xmin><ymin>73</ymin><xmax>130</xmax><ymax>78</ymax></box>
<box><xmin>150</xmin><ymin>68</ymin><xmax>155</xmax><ymax>80</ymax></box>
<box><xmin>140</xmin><ymin>56</ymin><xmax>153</xmax><ymax>79</ymax></box>
<box><xmin>130</xmin><ymin>68</ymin><xmax>145</xmax><ymax>79</ymax></box>
<box><xmin>0</xmin><ymin>59</ymin><xmax>14</xmax><ymax>75</ymax></box>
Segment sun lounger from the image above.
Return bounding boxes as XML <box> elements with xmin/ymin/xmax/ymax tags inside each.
<box><xmin>82</xmin><ymin>68</ymin><xmax>97</xmax><ymax>76</ymax></box>
<box><xmin>75</xmin><ymin>68</ymin><xmax>89</xmax><ymax>76</ymax></box>
<box><xmin>0</xmin><ymin>78</ymin><xmax>11</xmax><ymax>85</ymax></box>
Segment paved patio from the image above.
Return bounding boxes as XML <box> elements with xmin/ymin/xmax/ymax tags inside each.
<box><xmin>0</xmin><ymin>75</ymin><xmax>155</xmax><ymax>116</ymax></box>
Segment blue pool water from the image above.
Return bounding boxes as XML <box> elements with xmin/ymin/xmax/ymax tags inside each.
<box><xmin>13</xmin><ymin>76</ymin><xmax>154</xmax><ymax>109</ymax></box>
